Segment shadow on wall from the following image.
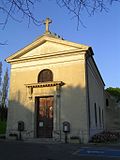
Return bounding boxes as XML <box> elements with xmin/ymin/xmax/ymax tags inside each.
<box><xmin>61</xmin><ymin>85</ymin><xmax>87</xmax><ymax>122</ymax></box>
<box><xmin>6</xmin><ymin>85</ymin><xmax>104</xmax><ymax>141</ymax></box>
<box><xmin>7</xmin><ymin>90</ymin><xmax>34</xmax><ymax>139</ymax></box>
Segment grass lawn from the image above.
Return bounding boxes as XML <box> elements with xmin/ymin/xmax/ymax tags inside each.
<box><xmin>0</xmin><ymin>120</ymin><xmax>6</xmax><ymax>134</ymax></box>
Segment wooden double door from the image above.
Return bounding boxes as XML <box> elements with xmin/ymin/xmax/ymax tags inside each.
<box><xmin>36</xmin><ymin>97</ymin><xmax>54</xmax><ymax>138</ymax></box>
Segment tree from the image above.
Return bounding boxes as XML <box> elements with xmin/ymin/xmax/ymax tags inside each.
<box><xmin>0</xmin><ymin>62</ymin><xmax>2</xmax><ymax>105</ymax></box>
<box><xmin>106</xmin><ymin>87</ymin><xmax>120</xmax><ymax>102</ymax></box>
<box><xmin>1</xmin><ymin>68</ymin><xmax>9</xmax><ymax>108</ymax></box>
<box><xmin>0</xmin><ymin>62</ymin><xmax>2</xmax><ymax>87</ymax></box>
<box><xmin>0</xmin><ymin>0</ymin><xmax>119</xmax><ymax>29</ymax></box>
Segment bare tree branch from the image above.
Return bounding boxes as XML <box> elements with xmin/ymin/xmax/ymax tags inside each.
<box><xmin>0</xmin><ymin>0</ymin><xmax>41</xmax><ymax>29</ymax></box>
<box><xmin>55</xmin><ymin>0</ymin><xmax>119</xmax><ymax>27</ymax></box>
<box><xmin>0</xmin><ymin>0</ymin><xmax>119</xmax><ymax>40</ymax></box>
<box><xmin>0</xmin><ymin>0</ymin><xmax>119</xmax><ymax>29</ymax></box>
<box><xmin>0</xmin><ymin>0</ymin><xmax>41</xmax><ymax>44</ymax></box>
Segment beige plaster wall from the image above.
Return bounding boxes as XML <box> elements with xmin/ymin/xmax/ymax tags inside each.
<box><xmin>87</xmin><ymin>57</ymin><xmax>105</xmax><ymax>138</ymax></box>
<box><xmin>6</xmin><ymin>50</ymin><xmax>89</xmax><ymax>143</ymax></box>
<box><xmin>21</xmin><ymin>41</ymin><xmax>76</xmax><ymax>58</ymax></box>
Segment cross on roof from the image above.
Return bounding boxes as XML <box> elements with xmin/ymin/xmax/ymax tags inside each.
<box><xmin>43</xmin><ymin>18</ymin><xmax>52</xmax><ymax>33</ymax></box>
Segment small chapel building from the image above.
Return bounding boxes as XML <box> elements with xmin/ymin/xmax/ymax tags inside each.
<box><xmin>6</xmin><ymin>18</ymin><xmax>105</xmax><ymax>143</ymax></box>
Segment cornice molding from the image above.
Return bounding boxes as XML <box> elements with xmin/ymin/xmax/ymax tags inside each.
<box><xmin>5</xmin><ymin>35</ymin><xmax>89</xmax><ymax>63</ymax></box>
<box><xmin>25</xmin><ymin>81</ymin><xmax>65</xmax><ymax>88</ymax></box>
<box><xmin>25</xmin><ymin>81</ymin><xmax>65</xmax><ymax>99</ymax></box>
<box><xmin>7</xmin><ymin>49</ymin><xmax>86</xmax><ymax>64</ymax></box>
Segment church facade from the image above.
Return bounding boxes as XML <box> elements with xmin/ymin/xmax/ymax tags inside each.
<box><xmin>6</xmin><ymin>19</ymin><xmax>105</xmax><ymax>143</ymax></box>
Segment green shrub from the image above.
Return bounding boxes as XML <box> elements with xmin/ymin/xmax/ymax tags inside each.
<box><xmin>0</xmin><ymin>120</ymin><xmax>6</xmax><ymax>134</ymax></box>
<box><xmin>90</xmin><ymin>131</ymin><xmax>120</xmax><ymax>143</ymax></box>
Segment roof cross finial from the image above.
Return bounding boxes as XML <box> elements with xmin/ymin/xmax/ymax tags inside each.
<box><xmin>43</xmin><ymin>18</ymin><xmax>52</xmax><ymax>34</ymax></box>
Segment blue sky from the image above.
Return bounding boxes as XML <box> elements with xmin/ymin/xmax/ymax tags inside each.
<box><xmin>0</xmin><ymin>1</ymin><xmax>120</xmax><ymax>88</ymax></box>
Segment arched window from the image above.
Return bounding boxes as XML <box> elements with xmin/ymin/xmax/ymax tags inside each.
<box><xmin>38</xmin><ymin>69</ymin><xmax>53</xmax><ymax>82</ymax></box>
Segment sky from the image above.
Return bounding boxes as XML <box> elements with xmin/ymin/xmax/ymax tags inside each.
<box><xmin>0</xmin><ymin>1</ymin><xmax>120</xmax><ymax>88</ymax></box>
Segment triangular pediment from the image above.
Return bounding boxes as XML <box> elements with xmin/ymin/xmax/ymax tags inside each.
<box><xmin>6</xmin><ymin>34</ymin><xmax>90</xmax><ymax>63</ymax></box>
<box><xmin>20</xmin><ymin>41</ymin><xmax>80</xmax><ymax>58</ymax></box>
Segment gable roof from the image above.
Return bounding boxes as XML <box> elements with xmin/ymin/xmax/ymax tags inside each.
<box><xmin>5</xmin><ymin>31</ymin><xmax>104</xmax><ymax>85</ymax></box>
<box><xmin>5</xmin><ymin>32</ymin><xmax>90</xmax><ymax>63</ymax></box>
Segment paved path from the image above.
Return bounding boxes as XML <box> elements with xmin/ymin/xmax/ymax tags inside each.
<box><xmin>0</xmin><ymin>140</ymin><xmax>80</xmax><ymax>160</ymax></box>
<box><xmin>78</xmin><ymin>147</ymin><xmax>120</xmax><ymax>158</ymax></box>
<box><xmin>0</xmin><ymin>140</ymin><xmax>120</xmax><ymax>160</ymax></box>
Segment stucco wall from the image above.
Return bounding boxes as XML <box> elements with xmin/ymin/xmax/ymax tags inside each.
<box><xmin>6</xmin><ymin>47</ymin><xmax>89</xmax><ymax>143</ymax></box>
<box><xmin>87</xmin><ymin>56</ymin><xmax>105</xmax><ymax>138</ymax></box>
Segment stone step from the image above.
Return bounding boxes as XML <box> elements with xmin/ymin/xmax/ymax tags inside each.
<box><xmin>24</xmin><ymin>138</ymin><xmax>62</xmax><ymax>144</ymax></box>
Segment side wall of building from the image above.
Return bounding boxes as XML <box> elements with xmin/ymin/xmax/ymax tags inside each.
<box><xmin>86</xmin><ymin>56</ymin><xmax>105</xmax><ymax>138</ymax></box>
